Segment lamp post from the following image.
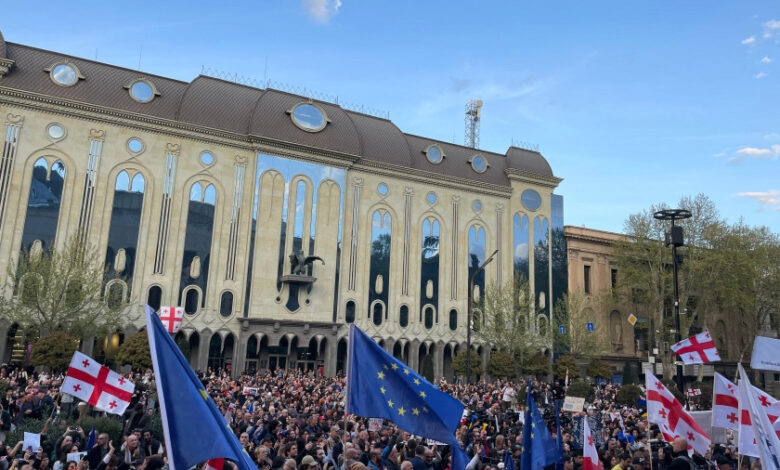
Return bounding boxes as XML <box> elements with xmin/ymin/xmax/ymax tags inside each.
<box><xmin>466</xmin><ymin>249</ymin><xmax>498</xmax><ymax>385</ymax></box>
<box><xmin>653</xmin><ymin>209</ymin><xmax>691</xmax><ymax>394</ymax></box>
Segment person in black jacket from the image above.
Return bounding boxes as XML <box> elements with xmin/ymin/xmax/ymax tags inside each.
<box><xmin>86</xmin><ymin>434</ymin><xmax>110</xmax><ymax>470</ymax></box>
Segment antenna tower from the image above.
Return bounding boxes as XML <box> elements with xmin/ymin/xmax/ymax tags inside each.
<box><xmin>464</xmin><ymin>99</ymin><xmax>483</xmax><ymax>149</ymax></box>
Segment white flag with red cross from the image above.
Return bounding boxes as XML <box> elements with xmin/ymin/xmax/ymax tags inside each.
<box><xmin>645</xmin><ymin>371</ymin><xmax>710</xmax><ymax>456</ymax></box>
<box><xmin>670</xmin><ymin>331</ymin><xmax>720</xmax><ymax>364</ymax></box>
<box><xmin>712</xmin><ymin>373</ymin><xmax>739</xmax><ymax>430</ymax></box>
<box><xmin>738</xmin><ymin>364</ymin><xmax>780</xmax><ymax>468</ymax></box>
<box><xmin>583</xmin><ymin>414</ymin><xmax>603</xmax><ymax>470</ymax></box>
<box><xmin>61</xmin><ymin>351</ymin><xmax>135</xmax><ymax>415</ymax></box>
<box><xmin>737</xmin><ymin>383</ymin><xmax>780</xmax><ymax>458</ymax></box>
<box><xmin>205</xmin><ymin>459</ymin><xmax>224</xmax><ymax>470</ymax></box>
<box><xmin>158</xmin><ymin>306</ymin><xmax>184</xmax><ymax>334</ymax></box>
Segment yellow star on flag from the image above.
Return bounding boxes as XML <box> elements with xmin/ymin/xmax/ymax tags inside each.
<box><xmin>412</xmin><ymin>408</ymin><xmax>420</xmax><ymax>415</ymax></box>
<box><xmin>419</xmin><ymin>391</ymin><xmax>426</xmax><ymax>398</ymax></box>
<box><xmin>377</xmin><ymin>371</ymin><xmax>385</xmax><ymax>379</ymax></box>
<box><xmin>387</xmin><ymin>399</ymin><xmax>394</xmax><ymax>408</ymax></box>
<box><xmin>383</xmin><ymin>364</ymin><xmax>388</xmax><ymax>370</ymax></box>
<box><xmin>423</xmin><ymin>406</ymin><xmax>428</xmax><ymax>413</ymax></box>
<box><xmin>391</xmin><ymin>363</ymin><xmax>398</xmax><ymax>370</ymax></box>
<box><xmin>199</xmin><ymin>389</ymin><xmax>209</xmax><ymax>401</ymax></box>
<box><xmin>404</xmin><ymin>369</ymin><xmax>410</xmax><ymax>375</ymax></box>
<box><xmin>398</xmin><ymin>407</ymin><xmax>405</xmax><ymax>416</ymax></box>
<box><xmin>530</xmin><ymin>433</ymin><xmax>534</xmax><ymax>439</ymax></box>
<box><xmin>413</xmin><ymin>378</ymin><xmax>421</xmax><ymax>385</ymax></box>
<box><xmin>380</xmin><ymin>386</ymin><xmax>386</xmax><ymax>394</ymax></box>
<box><xmin>531</xmin><ymin>422</ymin><xmax>535</xmax><ymax>428</ymax></box>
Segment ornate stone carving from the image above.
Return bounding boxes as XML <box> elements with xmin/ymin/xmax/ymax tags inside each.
<box><xmin>352</xmin><ymin>176</ymin><xmax>364</xmax><ymax>186</ymax></box>
<box><xmin>496</xmin><ymin>202</ymin><xmax>505</xmax><ymax>212</ymax></box>
<box><xmin>404</xmin><ymin>186</ymin><xmax>414</xmax><ymax>196</ymax></box>
<box><xmin>0</xmin><ymin>58</ymin><xmax>14</xmax><ymax>78</ymax></box>
<box><xmin>89</xmin><ymin>129</ymin><xmax>105</xmax><ymax>141</ymax></box>
<box><xmin>234</xmin><ymin>155</ymin><xmax>247</xmax><ymax>165</ymax></box>
<box><xmin>5</xmin><ymin>113</ymin><xmax>23</xmax><ymax>126</ymax></box>
<box><xmin>165</xmin><ymin>143</ymin><xmax>181</xmax><ymax>155</ymax></box>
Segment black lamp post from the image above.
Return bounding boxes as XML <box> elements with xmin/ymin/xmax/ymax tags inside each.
<box><xmin>466</xmin><ymin>249</ymin><xmax>498</xmax><ymax>384</ymax></box>
<box><xmin>653</xmin><ymin>208</ymin><xmax>691</xmax><ymax>394</ymax></box>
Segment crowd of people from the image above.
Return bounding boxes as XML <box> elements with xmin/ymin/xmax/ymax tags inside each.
<box><xmin>0</xmin><ymin>364</ymin><xmax>752</xmax><ymax>470</ymax></box>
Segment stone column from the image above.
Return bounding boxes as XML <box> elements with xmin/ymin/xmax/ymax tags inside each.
<box><xmin>197</xmin><ymin>331</ymin><xmax>211</xmax><ymax>372</ymax></box>
<box><xmin>433</xmin><ymin>344</ymin><xmax>443</xmax><ymax>379</ymax></box>
<box><xmin>409</xmin><ymin>341</ymin><xmax>420</xmax><ymax>372</ymax></box>
<box><xmin>233</xmin><ymin>331</ymin><xmax>249</xmax><ymax>378</ymax></box>
<box><xmin>325</xmin><ymin>338</ymin><xmax>338</xmax><ymax>377</ymax></box>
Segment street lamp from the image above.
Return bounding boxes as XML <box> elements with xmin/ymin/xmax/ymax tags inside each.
<box><xmin>466</xmin><ymin>249</ymin><xmax>498</xmax><ymax>384</ymax></box>
<box><xmin>653</xmin><ymin>208</ymin><xmax>691</xmax><ymax>394</ymax></box>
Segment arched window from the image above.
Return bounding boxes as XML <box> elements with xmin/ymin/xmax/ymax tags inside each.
<box><xmin>420</xmin><ymin>217</ymin><xmax>440</xmax><ymax>326</ymax></box>
<box><xmin>513</xmin><ymin>213</ymin><xmax>530</xmax><ymax>283</ymax></box>
<box><xmin>449</xmin><ymin>309</ymin><xmax>458</xmax><ymax>331</ymax></box>
<box><xmin>373</xmin><ymin>303</ymin><xmax>383</xmax><ymax>326</ymax></box>
<box><xmin>105</xmin><ymin>281</ymin><xmax>126</xmax><ymax>310</ymax></box>
<box><xmin>220</xmin><ymin>291</ymin><xmax>234</xmax><ymax>317</ymax></box>
<box><xmin>184</xmin><ymin>288</ymin><xmax>199</xmax><ymax>315</ymax></box>
<box><xmin>21</xmin><ymin>158</ymin><xmax>66</xmax><ymax>251</ymax></box>
<box><xmin>424</xmin><ymin>306</ymin><xmax>434</xmax><ymax>329</ymax></box>
<box><xmin>345</xmin><ymin>301</ymin><xmax>355</xmax><ymax>323</ymax></box>
<box><xmin>610</xmin><ymin>310</ymin><xmax>623</xmax><ymax>351</ymax></box>
<box><xmin>399</xmin><ymin>305</ymin><xmax>409</xmax><ymax>328</ymax></box>
<box><xmin>180</xmin><ymin>182</ymin><xmax>217</xmax><ymax>307</ymax></box>
<box><xmin>147</xmin><ymin>285</ymin><xmax>162</xmax><ymax>311</ymax></box>
<box><xmin>534</xmin><ymin>216</ymin><xmax>550</xmax><ymax>316</ymax></box>
<box><xmin>369</xmin><ymin>210</ymin><xmax>391</xmax><ymax>317</ymax></box>
<box><xmin>105</xmin><ymin>170</ymin><xmax>145</xmax><ymax>283</ymax></box>
<box><xmin>467</xmin><ymin>225</ymin><xmax>486</xmax><ymax>303</ymax></box>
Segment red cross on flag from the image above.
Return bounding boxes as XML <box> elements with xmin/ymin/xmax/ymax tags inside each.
<box><xmin>61</xmin><ymin>351</ymin><xmax>135</xmax><ymax>415</ymax></box>
<box><xmin>645</xmin><ymin>371</ymin><xmax>710</xmax><ymax>456</ymax></box>
<box><xmin>712</xmin><ymin>372</ymin><xmax>739</xmax><ymax>431</ymax></box>
<box><xmin>158</xmin><ymin>306</ymin><xmax>184</xmax><ymax>334</ymax></box>
<box><xmin>738</xmin><ymin>383</ymin><xmax>780</xmax><ymax>458</ymax></box>
<box><xmin>583</xmin><ymin>414</ymin><xmax>603</xmax><ymax>470</ymax></box>
<box><xmin>670</xmin><ymin>331</ymin><xmax>720</xmax><ymax>364</ymax></box>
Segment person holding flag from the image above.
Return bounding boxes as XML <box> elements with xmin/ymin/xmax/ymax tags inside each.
<box><xmin>521</xmin><ymin>385</ymin><xmax>560</xmax><ymax>470</ymax></box>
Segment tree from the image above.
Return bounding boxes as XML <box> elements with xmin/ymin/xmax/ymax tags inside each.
<box><xmin>486</xmin><ymin>351</ymin><xmax>517</xmax><ymax>378</ymax></box>
<box><xmin>523</xmin><ymin>352</ymin><xmax>550</xmax><ymax>377</ymax></box>
<box><xmin>612</xmin><ymin>194</ymin><xmax>780</xmax><ymax>377</ymax></box>
<box><xmin>567</xmin><ymin>380</ymin><xmax>595</xmax><ymax>401</ymax></box>
<box><xmin>115</xmin><ymin>331</ymin><xmax>151</xmax><ymax>370</ymax></box>
<box><xmin>474</xmin><ymin>280</ymin><xmax>550</xmax><ymax>373</ymax></box>
<box><xmin>586</xmin><ymin>358</ymin><xmax>611</xmax><ymax>379</ymax></box>
<box><xmin>452</xmin><ymin>351</ymin><xmax>482</xmax><ymax>377</ymax></box>
<box><xmin>31</xmin><ymin>331</ymin><xmax>79</xmax><ymax>371</ymax></box>
<box><xmin>553</xmin><ymin>354</ymin><xmax>580</xmax><ymax>381</ymax></box>
<box><xmin>0</xmin><ymin>236</ymin><xmax>125</xmax><ymax>340</ymax></box>
<box><xmin>616</xmin><ymin>384</ymin><xmax>642</xmax><ymax>406</ymax></box>
<box><xmin>554</xmin><ymin>292</ymin><xmax>609</xmax><ymax>359</ymax></box>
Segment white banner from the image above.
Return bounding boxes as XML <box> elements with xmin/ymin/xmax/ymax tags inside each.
<box><xmin>751</xmin><ymin>336</ymin><xmax>780</xmax><ymax>372</ymax></box>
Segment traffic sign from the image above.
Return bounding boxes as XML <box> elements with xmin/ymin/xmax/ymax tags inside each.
<box><xmin>558</xmin><ymin>325</ymin><xmax>566</xmax><ymax>334</ymax></box>
<box><xmin>587</xmin><ymin>322</ymin><xmax>594</xmax><ymax>332</ymax></box>
<box><xmin>628</xmin><ymin>314</ymin><xmax>638</xmax><ymax>326</ymax></box>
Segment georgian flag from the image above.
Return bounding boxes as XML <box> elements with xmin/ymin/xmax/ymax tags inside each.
<box><xmin>737</xmin><ymin>383</ymin><xmax>780</xmax><ymax>458</ymax></box>
<box><xmin>158</xmin><ymin>306</ymin><xmax>184</xmax><ymax>334</ymax></box>
<box><xmin>205</xmin><ymin>459</ymin><xmax>224</xmax><ymax>470</ymax></box>
<box><xmin>738</xmin><ymin>364</ymin><xmax>780</xmax><ymax>469</ymax></box>
<box><xmin>670</xmin><ymin>331</ymin><xmax>720</xmax><ymax>364</ymax></box>
<box><xmin>712</xmin><ymin>373</ymin><xmax>739</xmax><ymax>430</ymax></box>
<box><xmin>645</xmin><ymin>371</ymin><xmax>710</xmax><ymax>456</ymax></box>
<box><xmin>62</xmin><ymin>351</ymin><xmax>135</xmax><ymax>415</ymax></box>
<box><xmin>583</xmin><ymin>415</ymin><xmax>603</xmax><ymax>470</ymax></box>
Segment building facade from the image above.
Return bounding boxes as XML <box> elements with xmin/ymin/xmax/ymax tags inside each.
<box><xmin>0</xmin><ymin>30</ymin><xmax>563</xmax><ymax>379</ymax></box>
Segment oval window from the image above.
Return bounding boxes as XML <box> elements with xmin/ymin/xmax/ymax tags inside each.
<box><xmin>427</xmin><ymin>192</ymin><xmax>437</xmax><ymax>204</ymax></box>
<box><xmin>471</xmin><ymin>155</ymin><xmax>488</xmax><ymax>173</ymax></box>
<box><xmin>424</xmin><ymin>306</ymin><xmax>434</xmax><ymax>329</ymax></box>
<box><xmin>291</xmin><ymin>103</ymin><xmax>327</xmax><ymax>132</ymax></box>
<box><xmin>373</xmin><ymin>303</ymin><xmax>383</xmax><ymax>326</ymax></box>
<box><xmin>127</xmin><ymin>138</ymin><xmax>144</xmax><ymax>154</ymax></box>
<box><xmin>425</xmin><ymin>145</ymin><xmax>444</xmax><ymax>164</ymax></box>
<box><xmin>200</xmin><ymin>151</ymin><xmax>215</xmax><ymax>166</ymax></box>
<box><xmin>129</xmin><ymin>79</ymin><xmax>155</xmax><ymax>103</ymax></box>
<box><xmin>521</xmin><ymin>189</ymin><xmax>542</xmax><ymax>211</ymax></box>
<box><xmin>449</xmin><ymin>309</ymin><xmax>458</xmax><ymax>331</ymax></box>
<box><xmin>345</xmin><ymin>300</ymin><xmax>356</xmax><ymax>323</ymax></box>
<box><xmin>473</xmin><ymin>200</ymin><xmax>482</xmax><ymax>212</ymax></box>
<box><xmin>399</xmin><ymin>305</ymin><xmax>409</xmax><ymax>328</ymax></box>
<box><xmin>377</xmin><ymin>183</ymin><xmax>389</xmax><ymax>196</ymax></box>
<box><xmin>184</xmin><ymin>289</ymin><xmax>199</xmax><ymax>315</ymax></box>
<box><xmin>147</xmin><ymin>286</ymin><xmax>162</xmax><ymax>311</ymax></box>
<box><xmin>220</xmin><ymin>291</ymin><xmax>234</xmax><ymax>317</ymax></box>
<box><xmin>47</xmin><ymin>123</ymin><xmax>66</xmax><ymax>140</ymax></box>
<box><xmin>51</xmin><ymin>63</ymin><xmax>78</xmax><ymax>86</ymax></box>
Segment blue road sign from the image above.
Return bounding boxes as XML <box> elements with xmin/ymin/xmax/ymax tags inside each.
<box><xmin>587</xmin><ymin>322</ymin><xmax>594</xmax><ymax>332</ymax></box>
<box><xmin>558</xmin><ymin>325</ymin><xmax>566</xmax><ymax>334</ymax></box>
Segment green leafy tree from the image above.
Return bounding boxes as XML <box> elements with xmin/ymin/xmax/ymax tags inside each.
<box><xmin>0</xmin><ymin>235</ymin><xmax>125</xmax><ymax>340</ymax></box>
<box><xmin>452</xmin><ymin>351</ymin><xmax>482</xmax><ymax>377</ymax></box>
<box><xmin>566</xmin><ymin>380</ymin><xmax>595</xmax><ymax>401</ymax></box>
<box><xmin>554</xmin><ymin>292</ymin><xmax>609</xmax><ymax>359</ymax></box>
<box><xmin>622</xmin><ymin>362</ymin><xmax>638</xmax><ymax>385</ymax></box>
<box><xmin>486</xmin><ymin>351</ymin><xmax>517</xmax><ymax>378</ymax></box>
<box><xmin>554</xmin><ymin>354</ymin><xmax>580</xmax><ymax>381</ymax></box>
<box><xmin>586</xmin><ymin>358</ymin><xmax>611</xmax><ymax>379</ymax></box>
<box><xmin>616</xmin><ymin>384</ymin><xmax>642</xmax><ymax>406</ymax></box>
<box><xmin>31</xmin><ymin>331</ymin><xmax>79</xmax><ymax>371</ymax></box>
<box><xmin>475</xmin><ymin>279</ymin><xmax>550</xmax><ymax>373</ymax></box>
<box><xmin>523</xmin><ymin>352</ymin><xmax>550</xmax><ymax>377</ymax></box>
<box><xmin>115</xmin><ymin>331</ymin><xmax>151</xmax><ymax>370</ymax></box>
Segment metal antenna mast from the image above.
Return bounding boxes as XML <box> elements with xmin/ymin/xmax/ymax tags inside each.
<box><xmin>465</xmin><ymin>99</ymin><xmax>483</xmax><ymax>149</ymax></box>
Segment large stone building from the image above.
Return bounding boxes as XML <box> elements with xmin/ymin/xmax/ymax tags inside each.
<box><xmin>0</xmin><ymin>30</ymin><xmax>565</xmax><ymax>378</ymax></box>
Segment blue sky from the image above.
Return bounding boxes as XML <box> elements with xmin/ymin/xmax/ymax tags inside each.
<box><xmin>3</xmin><ymin>1</ymin><xmax>778</xmax><ymax>234</ymax></box>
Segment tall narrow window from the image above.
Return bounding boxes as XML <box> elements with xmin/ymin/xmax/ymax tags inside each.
<box><xmin>147</xmin><ymin>285</ymin><xmax>162</xmax><ymax>311</ymax></box>
<box><xmin>534</xmin><ymin>216</ymin><xmax>550</xmax><ymax>316</ymax></box>
<box><xmin>180</xmin><ymin>182</ymin><xmax>217</xmax><ymax>307</ymax></box>
<box><xmin>105</xmin><ymin>171</ymin><xmax>145</xmax><ymax>284</ymax></box>
<box><xmin>420</xmin><ymin>218</ymin><xmax>440</xmax><ymax>330</ymax></box>
<box><xmin>467</xmin><ymin>225</ymin><xmax>486</xmax><ymax>303</ymax></box>
<box><xmin>513</xmin><ymin>213</ymin><xmax>530</xmax><ymax>283</ymax></box>
<box><xmin>368</xmin><ymin>210</ymin><xmax>391</xmax><ymax>322</ymax></box>
<box><xmin>21</xmin><ymin>158</ymin><xmax>66</xmax><ymax>251</ymax></box>
<box><xmin>373</xmin><ymin>303</ymin><xmax>383</xmax><ymax>326</ymax></box>
<box><xmin>345</xmin><ymin>300</ymin><xmax>356</xmax><ymax>323</ymax></box>
<box><xmin>424</xmin><ymin>306</ymin><xmax>434</xmax><ymax>329</ymax></box>
<box><xmin>399</xmin><ymin>305</ymin><xmax>409</xmax><ymax>328</ymax></box>
<box><xmin>449</xmin><ymin>309</ymin><xmax>458</xmax><ymax>331</ymax></box>
<box><xmin>611</xmin><ymin>268</ymin><xmax>618</xmax><ymax>289</ymax></box>
<box><xmin>584</xmin><ymin>265</ymin><xmax>592</xmax><ymax>294</ymax></box>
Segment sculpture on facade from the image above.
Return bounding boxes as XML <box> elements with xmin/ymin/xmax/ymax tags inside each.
<box><xmin>289</xmin><ymin>250</ymin><xmax>325</xmax><ymax>276</ymax></box>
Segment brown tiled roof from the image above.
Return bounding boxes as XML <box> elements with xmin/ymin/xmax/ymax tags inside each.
<box><xmin>0</xmin><ymin>35</ymin><xmax>557</xmax><ymax>186</ymax></box>
<box><xmin>0</xmin><ymin>30</ymin><xmax>6</xmax><ymax>58</ymax></box>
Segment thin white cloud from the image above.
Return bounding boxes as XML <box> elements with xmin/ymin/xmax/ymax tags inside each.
<box><xmin>761</xmin><ymin>56</ymin><xmax>774</xmax><ymax>63</ymax></box>
<box><xmin>765</xmin><ymin>19</ymin><xmax>780</xmax><ymax>30</ymax></box>
<box><xmin>742</xmin><ymin>35</ymin><xmax>756</xmax><ymax>45</ymax></box>
<box><xmin>737</xmin><ymin>190</ymin><xmax>780</xmax><ymax>211</ymax></box>
<box><xmin>755</xmin><ymin>71</ymin><xmax>769</xmax><ymax>79</ymax></box>
<box><xmin>729</xmin><ymin>144</ymin><xmax>780</xmax><ymax>162</ymax></box>
<box><xmin>303</xmin><ymin>0</ymin><xmax>342</xmax><ymax>24</ymax></box>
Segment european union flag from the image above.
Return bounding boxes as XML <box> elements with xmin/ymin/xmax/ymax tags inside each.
<box><xmin>345</xmin><ymin>325</ymin><xmax>468</xmax><ymax>469</ymax></box>
<box><xmin>85</xmin><ymin>425</ymin><xmax>96</xmax><ymax>450</ymax></box>
<box><xmin>504</xmin><ymin>449</ymin><xmax>517</xmax><ymax>470</ymax></box>
<box><xmin>145</xmin><ymin>306</ymin><xmax>256</xmax><ymax>470</ymax></box>
<box><xmin>521</xmin><ymin>387</ymin><xmax>560</xmax><ymax>470</ymax></box>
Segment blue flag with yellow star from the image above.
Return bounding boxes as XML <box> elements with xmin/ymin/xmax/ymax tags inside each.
<box><xmin>521</xmin><ymin>387</ymin><xmax>560</xmax><ymax>470</ymax></box>
<box><xmin>145</xmin><ymin>306</ymin><xmax>256</xmax><ymax>470</ymax></box>
<box><xmin>345</xmin><ymin>324</ymin><xmax>467</xmax><ymax>464</ymax></box>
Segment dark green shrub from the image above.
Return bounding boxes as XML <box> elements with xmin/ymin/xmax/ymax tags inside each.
<box><xmin>616</xmin><ymin>384</ymin><xmax>642</xmax><ymax>405</ymax></box>
<box><xmin>567</xmin><ymin>379</ymin><xmax>595</xmax><ymax>401</ymax></box>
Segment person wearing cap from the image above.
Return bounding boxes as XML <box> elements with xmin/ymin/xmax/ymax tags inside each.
<box><xmin>632</xmin><ymin>457</ymin><xmax>646</xmax><ymax>470</ymax></box>
<box><xmin>300</xmin><ymin>454</ymin><xmax>318</xmax><ymax>470</ymax></box>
